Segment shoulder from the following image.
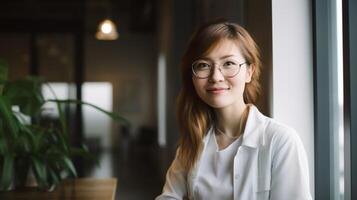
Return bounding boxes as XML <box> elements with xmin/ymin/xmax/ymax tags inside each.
<box><xmin>259</xmin><ymin>118</ymin><xmax>306</xmax><ymax>161</ymax></box>
<box><xmin>243</xmin><ymin>105</ymin><xmax>302</xmax><ymax>149</ymax></box>
<box><xmin>260</xmin><ymin>117</ymin><xmax>303</xmax><ymax>151</ymax></box>
<box><xmin>266</xmin><ymin>118</ymin><xmax>299</xmax><ymax>140</ymax></box>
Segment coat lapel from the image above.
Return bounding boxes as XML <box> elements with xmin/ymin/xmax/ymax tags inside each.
<box><xmin>187</xmin><ymin>105</ymin><xmax>269</xmax><ymax>199</ymax></box>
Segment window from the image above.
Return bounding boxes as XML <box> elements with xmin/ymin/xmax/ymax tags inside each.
<box><xmin>314</xmin><ymin>0</ymin><xmax>356</xmax><ymax>199</ymax></box>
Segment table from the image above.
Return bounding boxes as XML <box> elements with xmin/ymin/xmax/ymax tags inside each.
<box><xmin>0</xmin><ymin>178</ymin><xmax>117</xmax><ymax>200</ymax></box>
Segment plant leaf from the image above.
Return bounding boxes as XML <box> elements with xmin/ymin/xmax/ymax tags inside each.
<box><xmin>31</xmin><ymin>156</ymin><xmax>47</xmax><ymax>187</ymax></box>
<box><xmin>0</xmin><ymin>155</ymin><xmax>14</xmax><ymax>190</ymax></box>
<box><xmin>48</xmin><ymin>167</ymin><xmax>60</xmax><ymax>186</ymax></box>
<box><xmin>3</xmin><ymin>78</ymin><xmax>45</xmax><ymax>115</ymax></box>
<box><xmin>33</xmin><ymin>129</ymin><xmax>45</xmax><ymax>153</ymax></box>
<box><xmin>0</xmin><ymin>121</ymin><xmax>8</xmax><ymax>155</ymax></box>
<box><xmin>47</xmin><ymin>99</ymin><xmax>130</xmax><ymax>126</ymax></box>
<box><xmin>53</xmin><ymin>128</ymin><xmax>69</xmax><ymax>153</ymax></box>
<box><xmin>20</xmin><ymin>125</ymin><xmax>37</xmax><ymax>153</ymax></box>
<box><xmin>69</xmin><ymin>146</ymin><xmax>99</xmax><ymax>166</ymax></box>
<box><xmin>61</xmin><ymin>156</ymin><xmax>77</xmax><ymax>177</ymax></box>
<box><xmin>0</xmin><ymin>138</ymin><xmax>7</xmax><ymax>155</ymax></box>
<box><xmin>0</xmin><ymin>96</ymin><xmax>19</xmax><ymax>137</ymax></box>
<box><xmin>43</xmin><ymin>83</ymin><xmax>68</xmax><ymax>141</ymax></box>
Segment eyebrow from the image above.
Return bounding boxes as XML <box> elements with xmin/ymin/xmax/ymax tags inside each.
<box><xmin>219</xmin><ymin>55</ymin><xmax>235</xmax><ymax>59</ymax></box>
<box><xmin>200</xmin><ymin>54</ymin><xmax>236</xmax><ymax>60</ymax></box>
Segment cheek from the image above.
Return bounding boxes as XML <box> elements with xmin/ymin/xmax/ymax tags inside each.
<box><xmin>228</xmin><ymin>78</ymin><xmax>247</xmax><ymax>95</ymax></box>
<box><xmin>229</xmin><ymin>73</ymin><xmax>246</xmax><ymax>86</ymax></box>
<box><xmin>232</xmin><ymin>71</ymin><xmax>249</xmax><ymax>89</ymax></box>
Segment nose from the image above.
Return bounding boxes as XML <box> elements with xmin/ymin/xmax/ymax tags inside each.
<box><xmin>208</xmin><ymin>66</ymin><xmax>224</xmax><ymax>82</ymax></box>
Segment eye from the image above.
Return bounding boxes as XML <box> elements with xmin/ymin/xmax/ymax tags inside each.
<box><xmin>222</xmin><ymin>61</ymin><xmax>237</xmax><ymax>69</ymax></box>
<box><xmin>193</xmin><ymin>62</ymin><xmax>210</xmax><ymax>70</ymax></box>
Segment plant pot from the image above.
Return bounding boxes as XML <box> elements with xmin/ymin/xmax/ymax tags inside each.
<box><xmin>16</xmin><ymin>168</ymin><xmax>57</xmax><ymax>192</ymax></box>
<box><xmin>0</xmin><ymin>162</ymin><xmax>57</xmax><ymax>192</ymax></box>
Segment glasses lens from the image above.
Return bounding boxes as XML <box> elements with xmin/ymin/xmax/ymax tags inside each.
<box><xmin>192</xmin><ymin>60</ymin><xmax>245</xmax><ymax>78</ymax></box>
<box><xmin>192</xmin><ymin>61</ymin><xmax>210</xmax><ymax>78</ymax></box>
<box><xmin>221</xmin><ymin>62</ymin><xmax>239</xmax><ymax>77</ymax></box>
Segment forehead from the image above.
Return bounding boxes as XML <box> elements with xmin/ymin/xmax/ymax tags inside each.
<box><xmin>201</xmin><ymin>39</ymin><xmax>244</xmax><ymax>60</ymax></box>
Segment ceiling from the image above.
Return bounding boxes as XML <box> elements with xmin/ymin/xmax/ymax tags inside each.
<box><xmin>0</xmin><ymin>0</ymin><xmax>156</xmax><ymax>33</ymax></box>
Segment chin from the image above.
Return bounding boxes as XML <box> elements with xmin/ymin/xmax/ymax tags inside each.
<box><xmin>205</xmin><ymin>101</ymin><xmax>231</xmax><ymax>109</ymax></box>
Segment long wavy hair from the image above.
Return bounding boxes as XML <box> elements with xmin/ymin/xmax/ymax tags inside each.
<box><xmin>176</xmin><ymin>21</ymin><xmax>262</xmax><ymax>171</ymax></box>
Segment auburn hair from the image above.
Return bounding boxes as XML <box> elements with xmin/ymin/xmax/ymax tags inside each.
<box><xmin>176</xmin><ymin>21</ymin><xmax>262</xmax><ymax>171</ymax></box>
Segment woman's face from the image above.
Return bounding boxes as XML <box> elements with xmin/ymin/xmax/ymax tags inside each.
<box><xmin>192</xmin><ymin>39</ymin><xmax>253</xmax><ymax>109</ymax></box>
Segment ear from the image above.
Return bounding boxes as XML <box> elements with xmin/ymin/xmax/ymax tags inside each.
<box><xmin>245</xmin><ymin>64</ymin><xmax>255</xmax><ymax>83</ymax></box>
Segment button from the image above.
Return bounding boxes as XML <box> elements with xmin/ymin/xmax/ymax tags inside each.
<box><xmin>235</xmin><ymin>174</ymin><xmax>240</xmax><ymax>179</ymax></box>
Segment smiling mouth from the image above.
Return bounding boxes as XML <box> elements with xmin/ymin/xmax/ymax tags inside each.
<box><xmin>206</xmin><ymin>88</ymin><xmax>230</xmax><ymax>93</ymax></box>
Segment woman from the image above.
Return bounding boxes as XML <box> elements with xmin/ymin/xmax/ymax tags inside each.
<box><xmin>156</xmin><ymin>21</ymin><xmax>312</xmax><ymax>200</ymax></box>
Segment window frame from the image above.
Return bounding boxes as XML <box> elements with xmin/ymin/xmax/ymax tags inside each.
<box><xmin>314</xmin><ymin>0</ymin><xmax>356</xmax><ymax>199</ymax></box>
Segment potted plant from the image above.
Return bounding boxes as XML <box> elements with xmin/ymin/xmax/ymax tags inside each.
<box><xmin>0</xmin><ymin>61</ymin><xmax>129</xmax><ymax>191</ymax></box>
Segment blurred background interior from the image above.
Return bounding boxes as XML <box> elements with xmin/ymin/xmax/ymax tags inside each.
<box><xmin>0</xmin><ymin>0</ymin><xmax>273</xmax><ymax>199</ymax></box>
<box><xmin>0</xmin><ymin>0</ymin><xmax>356</xmax><ymax>199</ymax></box>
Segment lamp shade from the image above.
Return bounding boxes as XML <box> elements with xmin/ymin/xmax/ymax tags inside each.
<box><xmin>96</xmin><ymin>19</ymin><xmax>119</xmax><ymax>40</ymax></box>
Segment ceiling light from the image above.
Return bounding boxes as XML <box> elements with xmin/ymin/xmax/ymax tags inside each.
<box><xmin>95</xmin><ymin>19</ymin><xmax>119</xmax><ymax>40</ymax></box>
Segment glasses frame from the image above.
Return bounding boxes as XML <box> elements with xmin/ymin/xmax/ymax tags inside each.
<box><xmin>191</xmin><ymin>60</ymin><xmax>248</xmax><ymax>79</ymax></box>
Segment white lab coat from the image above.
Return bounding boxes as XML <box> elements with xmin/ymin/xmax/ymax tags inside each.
<box><xmin>156</xmin><ymin>105</ymin><xmax>312</xmax><ymax>200</ymax></box>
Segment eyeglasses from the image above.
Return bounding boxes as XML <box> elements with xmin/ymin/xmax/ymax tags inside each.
<box><xmin>192</xmin><ymin>59</ymin><xmax>248</xmax><ymax>79</ymax></box>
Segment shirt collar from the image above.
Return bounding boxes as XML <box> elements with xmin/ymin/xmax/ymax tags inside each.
<box><xmin>241</xmin><ymin>105</ymin><xmax>267</xmax><ymax>148</ymax></box>
<box><xmin>204</xmin><ymin>105</ymin><xmax>268</xmax><ymax>149</ymax></box>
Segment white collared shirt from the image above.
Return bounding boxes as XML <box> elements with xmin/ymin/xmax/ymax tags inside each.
<box><xmin>195</xmin><ymin>132</ymin><xmax>243</xmax><ymax>200</ymax></box>
<box><xmin>156</xmin><ymin>105</ymin><xmax>312</xmax><ymax>200</ymax></box>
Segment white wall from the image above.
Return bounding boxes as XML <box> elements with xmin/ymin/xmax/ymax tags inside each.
<box><xmin>272</xmin><ymin>0</ymin><xmax>315</xmax><ymax>197</ymax></box>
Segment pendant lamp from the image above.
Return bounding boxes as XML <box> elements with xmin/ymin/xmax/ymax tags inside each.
<box><xmin>96</xmin><ymin>19</ymin><xmax>119</xmax><ymax>40</ymax></box>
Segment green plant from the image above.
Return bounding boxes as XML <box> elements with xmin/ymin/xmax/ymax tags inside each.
<box><xmin>0</xmin><ymin>61</ymin><xmax>129</xmax><ymax>191</ymax></box>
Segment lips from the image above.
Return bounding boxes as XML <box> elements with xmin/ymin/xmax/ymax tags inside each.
<box><xmin>206</xmin><ymin>87</ymin><xmax>230</xmax><ymax>93</ymax></box>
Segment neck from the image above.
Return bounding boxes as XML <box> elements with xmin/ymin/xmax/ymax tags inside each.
<box><xmin>214</xmin><ymin>102</ymin><xmax>249</xmax><ymax>138</ymax></box>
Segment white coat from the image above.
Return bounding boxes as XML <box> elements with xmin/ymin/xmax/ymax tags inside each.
<box><xmin>156</xmin><ymin>105</ymin><xmax>312</xmax><ymax>200</ymax></box>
